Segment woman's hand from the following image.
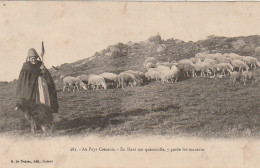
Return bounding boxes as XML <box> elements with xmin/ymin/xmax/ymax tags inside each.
<box><xmin>40</xmin><ymin>64</ymin><xmax>46</xmax><ymax>70</ymax></box>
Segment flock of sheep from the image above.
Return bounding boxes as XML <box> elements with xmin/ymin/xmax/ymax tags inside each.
<box><xmin>61</xmin><ymin>52</ymin><xmax>260</xmax><ymax>92</ymax></box>
<box><xmin>61</xmin><ymin>70</ymin><xmax>146</xmax><ymax>91</ymax></box>
<box><xmin>143</xmin><ymin>53</ymin><xmax>259</xmax><ymax>85</ymax></box>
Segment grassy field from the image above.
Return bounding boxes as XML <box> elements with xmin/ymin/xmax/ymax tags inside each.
<box><xmin>1</xmin><ymin>68</ymin><xmax>260</xmax><ymax>139</ymax></box>
<box><xmin>1</xmin><ymin>35</ymin><xmax>260</xmax><ymax>138</ymax></box>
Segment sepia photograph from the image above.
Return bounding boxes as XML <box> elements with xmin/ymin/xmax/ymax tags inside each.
<box><xmin>1</xmin><ymin>1</ymin><xmax>260</xmax><ymax>168</ymax></box>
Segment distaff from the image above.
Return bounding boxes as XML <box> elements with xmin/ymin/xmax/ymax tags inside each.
<box><xmin>41</xmin><ymin>41</ymin><xmax>45</xmax><ymax>63</ymax></box>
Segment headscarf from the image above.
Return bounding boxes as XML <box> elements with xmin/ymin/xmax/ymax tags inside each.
<box><xmin>26</xmin><ymin>48</ymin><xmax>41</xmax><ymax>61</ymax></box>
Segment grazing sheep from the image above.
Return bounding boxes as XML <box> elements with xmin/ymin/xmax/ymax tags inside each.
<box><xmin>209</xmin><ymin>64</ymin><xmax>219</xmax><ymax>77</ymax></box>
<box><xmin>192</xmin><ymin>63</ymin><xmax>205</xmax><ymax>77</ymax></box>
<box><xmin>229</xmin><ymin>71</ymin><xmax>241</xmax><ymax>84</ymax></box>
<box><xmin>161</xmin><ymin>65</ymin><xmax>180</xmax><ymax>83</ymax></box>
<box><xmin>137</xmin><ymin>71</ymin><xmax>146</xmax><ymax>83</ymax></box>
<box><xmin>190</xmin><ymin>58</ymin><xmax>201</xmax><ymax>64</ymax></box>
<box><xmin>100</xmin><ymin>72</ymin><xmax>119</xmax><ymax>88</ymax></box>
<box><xmin>177</xmin><ymin>63</ymin><xmax>195</xmax><ymax>77</ymax></box>
<box><xmin>144</xmin><ymin>62</ymin><xmax>156</xmax><ymax>69</ymax></box>
<box><xmin>155</xmin><ymin>65</ymin><xmax>171</xmax><ymax>73</ymax></box>
<box><xmin>227</xmin><ymin>53</ymin><xmax>244</xmax><ymax>61</ymax></box>
<box><xmin>155</xmin><ymin>62</ymin><xmax>174</xmax><ymax>68</ymax></box>
<box><xmin>198</xmin><ymin>62</ymin><xmax>212</xmax><ymax>76</ymax></box>
<box><xmin>118</xmin><ymin>72</ymin><xmax>140</xmax><ymax>89</ymax></box>
<box><xmin>126</xmin><ymin>70</ymin><xmax>146</xmax><ymax>83</ymax></box>
<box><xmin>62</xmin><ymin>76</ymin><xmax>87</xmax><ymax>92</ymax></box>
<box><xmin>231</xmin><ymin>60</ymin><xmax>249</xmax><ymax>72</ymax></box>
<box><xmin>192</xmin><ymin>63</ymin><xmax>211</xmax><ymax>77</ymax></box>
<box><xmin>195</xmin><ymin>53</ymin><xmax>221</xmax><ymax>60</ymax></box>
<box><xmin>127</xmin><ymin>72</ymin><xmax>142</xmax><ymax>86</ymax></box>
<box><xmin>241</xmin><ymin>71</ymin><xmax>257</xmax><ymax>85</ymax></box>
<box><xmin>145</xmin><ymin>68</ymin><xmax>161</xmax><ymax>81</ymax></box>
<box><xmin>88</xmin><ymin>75</ymin><xmax>107</xmax><ymax>90</ymax></box>
<box><xmin>154</xmin><ymin>65</ymin><xmax>171</xmax><ymax>81</ymax></box>
<box><xmin>78</xmin><ymin>74</ymin><xmax>89</xmax><ymax>89</ymax></box>
<box><xmin>242</xmin><ymin>56</ymin><xmax>260</xmax><ymax>69</ymax></box>
<box><xmin>178</xmin><ymin>59</ymin><xmax>193</xmax><ymax>65</ymax></box>
<box><xmin>216</xmin><ymin>56</ymin><xmax>232</xmax><ymax>64</ymax></box>
<box><xmin>145</xmin><ymin>66</ymin><xmax>171</xmax><ymax>82</ymax></box>
<box><xmin>79</xmin><ymin>81</ymin><xmax>88</xmax><ymax>90</ymax></box>
<box><xmin>207</xmin><ymin>53</ymin><xmax>223</xmax><ymax>60</ymax></box>
<box><xmin>217</xmin><ymin>63</ymin><xmax>234</xmax><ymax>76</ymax></box>
<box><xmin>199</xmin><ymin>61</ymin><xmax>210</xmax><ymax>67</ymax></box>
<box><xmin>146</xmin><ymin>66</ymin><xmax>171</xmax><ymax>81</ymax></box>
<box><xmin>171</xmin><ymin>65</ymin><xmax>178</xmax><ymax>71</ymax></box>
<box><xmin>199</xmin><ymin>62</ymin><xmax>212</xmax><ymax>76</ymax></box>
<box><xmin>79</xmin><ymin>74</ymin><xmax>89</xmax><ymax>83</ymax></box>
<box><xmin>124</xmin><ymin>70</ymin><xmax>144</xmax><ymax>84</ymax></box>
<box><xmin>204</xmin><ymin>58</ymin><xmax>217</xmax><ymax>65</ymax></box>
<box><xmin>224</xmin><ymin>63</ymin><xmax>234</xmax><ymax>71</ymax></box>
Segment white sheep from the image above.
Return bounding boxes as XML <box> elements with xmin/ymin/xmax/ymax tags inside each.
<box><xmin>161</xmin><ymin>65</ymin><xmax>180</xmax><ymax>83</ymax></box>
<box><xmin>118</xmin><ymin>72</ymin><xmax>140</xmax><ymax>89</ymax></box>
<box><xmin>227</xmin><ymin>53</ymin><xmax>244</xmax><ymax>61</ymax></box>
<box><xmin>99</xmin><ymin>72</ymin><xmax>119</xmax><ymax>88</ymax></box>
<box><xmin>88</xmin><ymin>75</ymin><xmax>107</xmax><ymax>90</ymax></box>
<box><xmin>78</xmin><ymin>74</ymin><xmax>89</xmax><ymax>89</ymax></box>
<box><xmin>231</xmin><ymin>60</ymin><xmax>249</xmax><ymax>72</ymax></box>
<box><xmin>217</xmin><ymin>63</ymin><xmax>234</xmax><ymax>76</ymax></box>
<box><xmin>177</xmin><ymin>63</ymin><xmax>195</xmax><ymax>77</ymax></box>
<box><xmin>199</xmin><ymin>62</ymin><xmax>212</xmax><ymax>69</ymax></box>
<box><xmin>124</xmin><ymin>70</ymin><xmax>145</xmax><ymax>84</ymax></box>
<box><xmin>171</xmin><ymin>65</ymin><xmax>178</xmax><ymax>71</ymax></box>
<box><xmin>145</xmin><ymin>68</ymin><xmax>161</xmax><ymax>81</ymax></box>
<box><xmin>192</xmin><ymin>63</ymin><xmax>211</xmax><ymax>77</ymax></box>
<box><xmin>207</xmin><ymin>53</ymin><xmax>223</xmax><ymax>60</ymax></box>
<box><xmin>209</xmin><ymin>64</ymin><xmax>219</xmax><ymax>77</ymax></box>
<box><xmin>229</xmin><ymin>71</ymin><xmax>241</xmax><ymax>84</ymax></box>
<box><xmin>216</xmin><ymin>56</ymin><xmax>232</xmax><ymax>64</ymax></box>
<box><xmin>62</xmin><ymin>76</ymin><xmax>87</xmax><ymax>92</ymax></box>
<box><xmin>146</xmin><ymin>66</ymin><xmax>169</xmax><ymax>81</ymax></box>
<box><xmin>137</xmin><ymin>71</ymin><xmax>146</xmax><ymax>83</ymax></box>
<box><xmin>242</xmin><ymin>56</ymin><xmax>260</xmax><ymax>69</ymax></box>
<box><xmin>198</xmin><ymin>62</ymin><xmax>212</xmax><ymax>76</ymax></box>
<box><xmin>155</xmin><ymin>62</ymin><xmax>174</xmax><ymax>68</ymax></box>
<box><xmin>144</xmin><ymin>62</ymin><xmax>156</xmax><ymax>69</ymax></box>
<box><xmin>178</xmin><ymin>59</ymin><xmax>193</xmax><ymax>65</ymax></box>
<box><xmin>154</xmin><ymin>65</ymin><xmax>172</xmax><ymax>81</ymax></box>
<box><xmin>241</xmin><ymin>71</ymin><xmax>257</xmax><ymax>85</ymax></box>
<box><xmin>204</xmin><ymin>58</ymin><xmax>217</xmax><ymax>65</ymax></box>
<box><xmin>190</xmin><ymin>58</ymin><xmax>201</xmax><ymax>64</ymax></box>
<box><xmin>155</xmin><ymin>65</ymin><xmax>170</xmax><ymax>72</ymax></box>
<box><xmin>78</xmin><ymin>74</ymin><xmax>89</xmax><ymax>83</ymax></box>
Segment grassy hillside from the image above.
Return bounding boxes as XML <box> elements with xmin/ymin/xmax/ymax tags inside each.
<box><xmin>48</xmin><ymin>34</ymin><xmax>260</xmax><ymax>81</ymax></box>
<box><xmin>1</xmin><ymin>35</ymin><xmax>260</xmax><ymax>138</ymax></box>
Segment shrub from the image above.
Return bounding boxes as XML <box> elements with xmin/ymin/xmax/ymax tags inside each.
<box><xmin>232</xmin><ymin>39</ymin><xmax>246</xmax><ymax>50</ymax></box>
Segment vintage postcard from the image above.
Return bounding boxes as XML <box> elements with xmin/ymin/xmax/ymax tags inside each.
<box><xmin>1</xmin><ymin>1</ymin><xmax>260</xmax><ymax>168</ymax></box>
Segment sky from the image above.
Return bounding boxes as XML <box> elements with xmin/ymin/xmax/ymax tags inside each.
<box><xmin>1</xmin><ymin>2</ymin><xmax>260</xmax><ymax>81</ymax></box>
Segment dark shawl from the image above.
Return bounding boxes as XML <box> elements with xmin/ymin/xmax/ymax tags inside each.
<box><xmin>15</xmin><ymin>61</ymin><xmax>59</xmax><ymax>113</ymax></box>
